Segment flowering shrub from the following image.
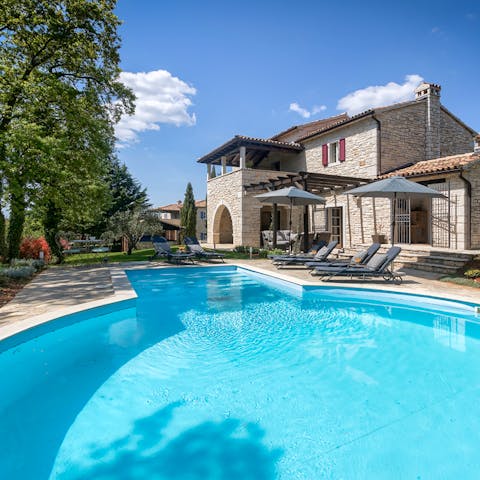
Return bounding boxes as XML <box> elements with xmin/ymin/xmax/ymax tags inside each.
<box><xmin>19</xmin><ymin>237</ymin><xmax>52</xmax><ymax>262</ymax></box>
<box><xmin>464</xmin><ymin>269</ymin><xmax>480</xmax><ymax>279</ymax></box>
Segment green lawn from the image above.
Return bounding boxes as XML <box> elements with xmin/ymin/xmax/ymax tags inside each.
<box><xmin>62</xmin><ymin>248</ymin><xmax>155</xmax><ymax>266</ymax></box>
<box><xmin>60</xmin><ymin>246</ymin><xmax>267</xmax><ymax>266</ymax></box>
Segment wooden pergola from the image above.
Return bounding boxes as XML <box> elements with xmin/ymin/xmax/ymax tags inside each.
<box><xmin>243</xmin><ymin>171</ymin><xmax>370</xmax><ymax>193</ymax></box>
<box><xmin>244</xmin><ymin>171</ymin><xmax>371</xmax><ymax>251</ymax></box>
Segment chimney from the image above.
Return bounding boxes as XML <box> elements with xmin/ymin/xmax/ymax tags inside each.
<box><xmin>415</xmin><ymin>82</ymin><xmax>441</xmax><ymax>160</ymax></box>
<box><xmin>475</xmin><ymin>134</ymin><xmax>480</xmax><ymax>153</ymax></box>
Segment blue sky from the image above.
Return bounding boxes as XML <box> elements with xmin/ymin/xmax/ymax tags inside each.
<box><xmin>115</xmin><ymin>0</ymin><xmax>480</xmax><ymax>207</ymax></box>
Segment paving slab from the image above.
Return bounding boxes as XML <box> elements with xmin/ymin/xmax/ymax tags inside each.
<box><xmin>0</xmin><ymin>266</ymin><xmax>114</xmax><ymax>327</ymax></box>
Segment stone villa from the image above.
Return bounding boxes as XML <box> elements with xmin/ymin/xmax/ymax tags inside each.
<box><xmin>198</xmin><ymin>82</ymin><xmax>479</xmax><ymax>253</ymax></box>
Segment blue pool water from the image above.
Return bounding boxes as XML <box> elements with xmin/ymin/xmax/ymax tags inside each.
<box><xmin>1</xmin><ymin>266</ymin><xmax>480</xmax><ymax>479</ymax></box>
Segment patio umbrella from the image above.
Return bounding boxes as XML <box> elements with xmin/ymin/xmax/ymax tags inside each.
<box><xmin>255</xmin><ymin>187</ymin><xmax>326</xmax><ymax>252</ymax></box>
<box><xmin>346</xmin><ymin>176</ymin><xmax>446</xmax><ymax>246</ymax></box>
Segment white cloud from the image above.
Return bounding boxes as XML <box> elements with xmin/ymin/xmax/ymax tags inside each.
<box><xmin>336</xmin><ymin>74</ymin><xmax>424</xmax><ymax>116</ymax></box>
<box><xmin>289</xmin><ymin>102</ymin><xmax>327</xmax><ymax>119</ymax></box>
<box><xmin>115</xmin><ymin>69</ymin><xmax>196</xmax><ymax>146</ymax></box>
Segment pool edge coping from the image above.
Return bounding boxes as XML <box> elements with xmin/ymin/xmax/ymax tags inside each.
<box><xmin>0</xmin><ymin>261</ymin><xmax>479</xmax><ymax>341</ymax></box>
<box><xmin>0</xmin><ymin>266</ymin><xmax>138</xmax><ymax>342</ymax></box>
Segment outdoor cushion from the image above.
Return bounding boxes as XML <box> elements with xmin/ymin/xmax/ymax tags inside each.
<box><xmin>351</xmin><ymin>249</ymin><xmax>368</xmax><ymax>264</ymax></box>
<box><xmin>313</xmin><ymin>246</ymin><xmax>328</xmax><ymax>259</ymax></box>
<box><xmin>366</xmin><ymin>253</ymin><xmax>388</xmax><ymax>270</ymax></box>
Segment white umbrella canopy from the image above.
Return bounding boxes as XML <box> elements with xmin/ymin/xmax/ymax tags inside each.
<box><xmin>255</xmin><ymin>187</ymin><xmax>326</xmax><ymax>252</ymax></box>
<box><xmin>346</xmin><ymin>176</ymin><xmax>447</xmax><ymax>245</ymax></box>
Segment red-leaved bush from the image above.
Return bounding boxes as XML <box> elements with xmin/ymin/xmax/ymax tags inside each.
<box><xmin>19</xmin><ymin>237</ymin><xmax>52</xmax><ymax>262</ymax></box>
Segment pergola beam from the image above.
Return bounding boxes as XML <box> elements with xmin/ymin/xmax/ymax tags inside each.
<box><xmin>244</xmin><ymin>171</ymin><xmax>370</xmax><ymax>193</ymax></box>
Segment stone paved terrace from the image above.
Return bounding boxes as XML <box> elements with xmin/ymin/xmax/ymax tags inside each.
<box><xmin>0</xmin><ymin>260</ymin><xmax>479</xmax><ymax>333</ymax></box>
<box><xmin>0</xmin><ymin>266</ymin><xmax>114</xmax><ymax>327</ymax></box>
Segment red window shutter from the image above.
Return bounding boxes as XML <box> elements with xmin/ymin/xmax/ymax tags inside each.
<box><xmin>339</xmin><ymin>138</ymin><xmax>346</xmax><ymax>162</ymax></box>
<box><xmin>322</xmin><ymin>144</ymin><xmax>328</xmax><ymax>166</ymax></box>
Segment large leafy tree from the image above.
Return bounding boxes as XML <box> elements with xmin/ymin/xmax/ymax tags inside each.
<box><xmin>0</xmin><ymin>0</ymin><xmax>134</xmax><ymax>260</ymax></box>
<box><xmin>180</xmin><ymin>182</ymin><xmax>197</xmax><ymax>240</ymax></box>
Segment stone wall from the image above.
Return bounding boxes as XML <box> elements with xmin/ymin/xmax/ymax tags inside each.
<box><xmin>377</xmin><ymin>101</ymin><xmax>427</xmax><ymax>173</ymax></box>
<box><xmin>464</xmin><ymin>162</ymin><xmax>480</xmax><ymax>249</ymax></box>
<box><xmin>300</xmin><ymin>118</ymin><xmax>378</xmax><ymax>178</ymax></box>
<box><xmin>207</xmin><ymin>168</ymin><xmax>303</xmax><ymax>247</ymax></box>
<box><xmin>207</xmin><ymin>170</ymin><xmax>244</xmax><ymax>245</ymax></box>
<box><xmin>317</xmin><ymin>172</ymin><xmax>470</xmax><ymax>250</ymax></box>
<box><xmin>316</xmin><ymin>192</ymin><xmax>391</xmax><ymax>248</ymax></box>
<box><xmin>440</xmin><ymin>109</ymin><xmax>475</xmax><ymax>157</ymax></box>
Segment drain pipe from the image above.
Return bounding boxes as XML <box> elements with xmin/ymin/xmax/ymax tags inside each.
<box><xmin>459</xmin><ymin>169</ymin><xmax>472</xmax><ymax>249</ymax></box>
<box><xmin>372</xmin><ymin>114</ymin><xmax>382</xmax><ymax>176</ymax></box>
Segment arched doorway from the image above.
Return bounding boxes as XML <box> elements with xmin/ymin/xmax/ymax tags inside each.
<box><xmin>213</xmin><ymin>205</ymin><xmax>233</xmax><ymax>244</ymax></box>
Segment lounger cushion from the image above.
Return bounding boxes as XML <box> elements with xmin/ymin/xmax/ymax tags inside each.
<box><xmin>367</xmin><ymin>253</ymin><xmax>387</xmax><ymax>270</ymax></box>
<box><xmin>351</xmin><ymin>249</ymin><xmax>368</xmax><ymax>264</ymax></box>
<box><xmin>314</xmin><ymin>246</ymin><xmax>328</xmax><ymax>259</ymax></box>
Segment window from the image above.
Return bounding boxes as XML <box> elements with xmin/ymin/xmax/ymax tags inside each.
<box><xmin>200</xmin><ymin>232</ymin><xmax>207</xmax><ymax>241</ymax></box>
<box><xmin>200</xmin><ymin>211</ymin><xmax>206</xmax><ymax>220</ymax></box>
<box><xmin>329</xmin><ymin>142</ymin><xmax>338</xmax><ymax>164</ymax></box>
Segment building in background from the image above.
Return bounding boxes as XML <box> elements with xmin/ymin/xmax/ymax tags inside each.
<box><xmin>153</xmin><ymin>200</ymin><xmax>207</xmax><ymax>242</ymax></box>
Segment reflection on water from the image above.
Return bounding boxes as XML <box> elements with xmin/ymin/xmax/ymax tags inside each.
<box><xmin>433</xmin><ymin>316</ymin><xmax>466</xmax><ymax>352</ymax></box>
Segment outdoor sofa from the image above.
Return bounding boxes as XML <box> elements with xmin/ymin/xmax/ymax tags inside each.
<box><xmin>261</xmin><ymin>230</ymin><xmax>294</xmax><ymax>249</ymax></box>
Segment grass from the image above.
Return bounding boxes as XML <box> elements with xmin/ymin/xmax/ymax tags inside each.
<box><xmin>62</xmin><ymin>248</ymin><xmax>155</xmax><ymax>266</ymax></box>
<box><xmin>60</xmin><ymin>246</ymin><xmax>265</xmax><ymax>266</ymax></box>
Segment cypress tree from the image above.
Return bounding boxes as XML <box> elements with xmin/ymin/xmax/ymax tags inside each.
<box><xmin>180</xmin><ymin>183</ymin><xmax>197</xmax><ymax>241</ymax></box>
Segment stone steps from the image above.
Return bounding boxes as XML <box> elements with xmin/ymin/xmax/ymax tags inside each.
<box><xmin>339</xmin><ymin>245</ymin><xmax>475</xmax><ymax>274</ymax></box>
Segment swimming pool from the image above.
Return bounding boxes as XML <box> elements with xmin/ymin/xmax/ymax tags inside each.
<box><xmin>1</xmin><ymin>265</ymin><xmax>480</xmax><ymax>479</ymax></box>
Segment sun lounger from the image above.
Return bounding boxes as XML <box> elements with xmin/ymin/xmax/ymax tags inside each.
<box><xmin>184</xmin><ymin>237</ymin><xmax>225</xmax><ymax>262</ymax></box>
<box><xmin>267</xmin><ymin>242</ymin><xmax>325</xmax><ymax>260</ymax></box>
<box><xmin>272</xmin><ymin>240</ymin><xmax>338</xmax><ymax>268</ymax></box>
<box><xmin>150</xmin><ymin>237</ymin><xmax>195</xmax><ymax>264</ymax></box>
<box><xmin>305</xmin><ymin>243</ymin><xmax>380</xmax><ymax>269</ymax></box>
<box><xmin>311</xmin><ymin>246</ymin><xmax>403</xmax><ymax>283</ymax></box>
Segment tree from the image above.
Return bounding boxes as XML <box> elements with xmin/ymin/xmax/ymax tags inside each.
<box><xmin>90</xmin><ymin>158</ymin><xmax>149</xmax><ymax>236</ymax></box>
<box><xmin>0</xmin><ymin>0</ymin><xmax>135</xmax><ymax>259</ymax></box>
<box><xmin>104</xmin><ymin>209</ymin><xmax>160</xmax><ymax>255</ymax></box>
<box><xmin>180</xmin><ymin>183</ymin><xmax>197</xmax><ymax>240</ymax></box>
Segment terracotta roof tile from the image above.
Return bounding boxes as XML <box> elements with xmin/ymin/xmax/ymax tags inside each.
<box><xmin>154</xmin><ymin>200</ymin><xmax>206</xmax><ymax>211</ymax></box>
<box><xmin>234</xmin><ymin>135</ymin><xmax>302</xmax><ymax>148</ymax></box>
<box><xmin>381</xmin><ymin>152</ymin><xmax>480</xmax><ymax>178</ymax></box>
<box><xmin>156</xmin><ymin>202</ymin><xmax>182</xmax><ymax>212</ymax></box>
<box><xmin>270</xmin><ymin>114</ymin><xmax>349</xmax><ymax>143</ymax></box>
